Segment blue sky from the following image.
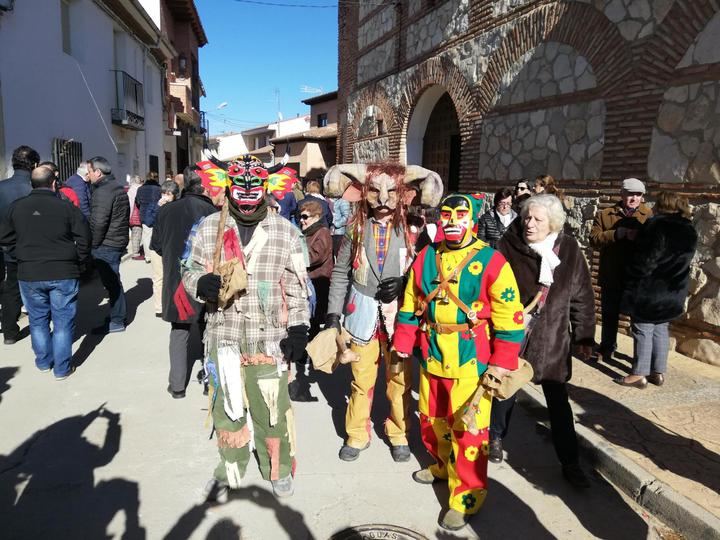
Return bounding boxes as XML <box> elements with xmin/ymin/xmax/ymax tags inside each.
<box><xmin>196</xmin><ymin>0</ymin><xmax>339</xmax><ymax>136</ymax></box>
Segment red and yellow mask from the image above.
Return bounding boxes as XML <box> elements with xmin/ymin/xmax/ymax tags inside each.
<box><xmin>440</xmin><ymin>194</ymin><xmax>481</xmax><ymax>247</ymax></box>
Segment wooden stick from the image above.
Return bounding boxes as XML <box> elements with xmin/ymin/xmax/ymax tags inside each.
<box><xmin>212</xmin><ymin>198</ymin><xmax>229</xmax><ymax>274</ymax></box>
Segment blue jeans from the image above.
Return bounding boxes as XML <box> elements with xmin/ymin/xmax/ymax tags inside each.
<box><xmin>19</xmin><ymin>279</ymin><xmax>79</xmax><ymax>376</ymax></box>
<box><xmin>92</xmin><ymin>246</ymin><xmax>127</xmax><ymax>326</ymax></box>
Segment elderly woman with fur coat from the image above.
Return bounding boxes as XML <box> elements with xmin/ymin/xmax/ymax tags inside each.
<box><xmin>616</xmin><ymin>192</ymin><xmax>697</xmax><ymax>389</ymax></box>
<box><xmin>489</xmin><ymin>194</ymin><xmax>596</xmax><ymax>489</ymax></box>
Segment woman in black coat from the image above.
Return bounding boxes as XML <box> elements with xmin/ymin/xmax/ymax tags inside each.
<box><xmin>616</xmin><ymin>192</ymin><xmax>698</xmax><ymax>389</ymax></box>
<box><xmin>490</xmin><ymin>194</ymin><xmax>596</xmax><ymax>489</ymax></box>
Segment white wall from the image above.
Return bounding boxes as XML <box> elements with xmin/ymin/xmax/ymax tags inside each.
<box><xmin>213</xmin><ymin>132</ymin><xmax>250</xmax><ymax>161</ymax></box>
<box><xmin>0</xmin><ymin>0</ymin><xmax>164</xmax><ymax>181</ymax></box>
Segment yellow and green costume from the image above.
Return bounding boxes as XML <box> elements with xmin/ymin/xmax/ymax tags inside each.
<box><xmin>393</xmin><ymin>194</ymin><xmax>524</xmax><ymax>516</ymax></box>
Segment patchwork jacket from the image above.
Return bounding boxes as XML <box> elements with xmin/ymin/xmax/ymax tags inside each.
<box><xmin>393</xmin><ymin>238</ymin><xmax>525</xmax><ymax>379</ymax></box>
<box><xmin>181</xmin><ymin>211</ymin><xmax>310</xmax><ymax>360</ymax></box>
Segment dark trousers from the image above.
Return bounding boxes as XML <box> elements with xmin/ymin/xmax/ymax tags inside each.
<box><xmin>169</xmin><ymin>321</ymin><xmax>203</xmax><ymax>392</ymax></box>
<box><xmin>600</xmin><ymin>285</ymin><xmax>622</xmax><ymax>355</ymax></box>
<box><xmin>1</xmin><ymin>260</ymin><xmax>22</xmax><ymax>339</ymax></box>
<box><xmin>92</xmin><ymin>246</ymin><xmax>126</xmax><ymax>326</ymax></box>
<box><xmin>490</xmin><ymin>382</ymin><xmax>579</xmax><ymax>466</ymax></box>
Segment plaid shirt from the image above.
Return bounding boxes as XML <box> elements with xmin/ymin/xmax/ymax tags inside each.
<box><xmin>181</xmin><ymin>211</ymin><xmax>309</xmax><ymax>358</ymax></box>
<box><xmin>372</xmin><ymin>220</ymin><xmax>392</xmax><ymax>274</ymax></box>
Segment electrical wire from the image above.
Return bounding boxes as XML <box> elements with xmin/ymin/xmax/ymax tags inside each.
<box><xmin>232</xmin><ymin>0</ymin><xmax>393</xmax><ymax>8</ymax></box>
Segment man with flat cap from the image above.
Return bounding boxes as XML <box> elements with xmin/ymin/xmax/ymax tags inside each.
<box><xmin>590</xmin><ymin>178</ymin><xmax>652</xmax><ymax>362</ymax></box>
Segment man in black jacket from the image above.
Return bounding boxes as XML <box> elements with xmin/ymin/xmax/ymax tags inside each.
<box><xmin>0</xmin><ymin>145</ymin><xmax>40</xmax><ymax>344</ymax></box>
<box><xmin>151</xmin><ymin>166</ymin><xmax>220</xmax><ymax>398</ymax></box>
<box><xmin>87</xmin><ymin>156</ymin><xmax>129</xmax><ymax>333</ymax></box>
<box><xmin>0</xmin><ymin>166</ymin><xmax>90</xmax><ymax>378</ymax></box>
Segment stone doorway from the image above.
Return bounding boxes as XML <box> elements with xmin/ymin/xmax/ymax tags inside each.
<box><xmin>404</xmin><ymin>85</ymin><xmax>461</xmax><ymax>192</ymax></box>
<box><xmin>422</xmin><ymin>93</ymin><xmax>460</xmax><ymax>192</ymax></box>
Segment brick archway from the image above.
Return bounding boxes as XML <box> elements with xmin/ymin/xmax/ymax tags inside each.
<box><xmin>475</xmin><ymin>2</ymin><xmax>634</xmax><ymax>116</ymax></box>
<box><xmin>343</xmin><ymin>84</ymin><xmax>397</xmax><ymax>163</ymax></box>
<box><xmin>393</xmin><ymin>55</ymin><xmax>479</xmax><ymax>166</ymax></box>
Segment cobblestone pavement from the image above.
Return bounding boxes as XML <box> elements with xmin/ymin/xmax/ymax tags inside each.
<box><xmin>567</xmin><ymin>331</ymin><xmax>720</xmax><ymax>518</ymax></box>
<box><xmin>0</xmin><ymin>260</ymin><xmax>680</xmax><ymax>539</ymax></box>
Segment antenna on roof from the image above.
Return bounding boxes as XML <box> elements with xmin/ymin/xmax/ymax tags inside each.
<box><xmin>300</xmin><ymin>85</ymin><xmax>323</xmax><ymax>94</ymax></box>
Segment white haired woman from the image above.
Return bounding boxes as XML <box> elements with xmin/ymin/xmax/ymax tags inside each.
<box><xmin>489</xmin><ymin>194</ymin><xmax>596</xmax><ymax>488</ymax></box>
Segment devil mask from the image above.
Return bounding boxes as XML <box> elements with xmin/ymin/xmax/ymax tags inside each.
<box><xmin>440</xmin><ymin>193</ymin><xmax>484</xmax><ymax>247</ymax></box>
<box><xmin>195</xmin><ymin>155</ymin><xmax>298</xmax><ymax>215</ymax></box>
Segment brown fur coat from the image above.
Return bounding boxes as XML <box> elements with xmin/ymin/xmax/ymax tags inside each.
<box><xmin>497</xmin><ymin>221</ymin><xmax>596</xmax><ymax>383</ymax></box>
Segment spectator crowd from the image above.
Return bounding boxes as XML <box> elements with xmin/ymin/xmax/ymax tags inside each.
<box><xmin>0</xmin><ymin>145</ymin><xmax>698</xmax><ymax>530</ymax></box>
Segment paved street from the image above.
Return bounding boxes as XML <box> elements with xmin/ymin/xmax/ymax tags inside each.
<box><xmin>0</xmin><ymin>259</ymin><xmax>674</xmax><ymax>539</ymax></box>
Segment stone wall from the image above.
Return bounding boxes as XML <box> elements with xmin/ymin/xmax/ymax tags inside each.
<box><xmin>478</xmin><ymin>100</ymin><xmax>606</xmax><ymax>181</ymax></box>
<box><xmin>358</xmin><ymin>6</ymin><xmax>395</xmax><ymax>50</ymax></box>
<box><xmin>353</xmin><ymin>137</ymin><xmax>389</xmax><ymax>163</ymax></box>
<box><xmin>339</xmin><ymin>0</ymin><xmax>720</xmax><ymax>365</ymax></box>
<box><xmin>405</xmin><ymin>0</ymin><xmax>470</xmax><ymax>62</ymax></box>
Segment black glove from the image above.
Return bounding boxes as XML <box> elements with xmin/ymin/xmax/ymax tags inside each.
<box><xmin>280</xmin><ymin>325</ymin><xmax>309</xmax><ymax>364</ymax></box>
<box><xmin>325</xmin><ymin>313</ymin><xmax>341</xmax><ymax>333</ymax></box>
<box><xmin>376</xmin><ymin>276</ymin><xmax>405</xmax><ymax>304</ymax></box>
<box><xmin>197</xmin><ymin>273</ymin><xmax>221</xmax><ymax>301</ymax></box>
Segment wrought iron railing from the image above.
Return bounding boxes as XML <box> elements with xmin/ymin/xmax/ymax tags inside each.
<box><xmin>111</xmin><ymin>70</ymin><xmax>144</xmax><ymax>130</ymax></box>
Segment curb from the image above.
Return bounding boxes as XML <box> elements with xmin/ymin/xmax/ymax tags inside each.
<box><xmin>517</xmin><ymin>384</ymin><xmax>720</xmax><ymax>540</ymax></box>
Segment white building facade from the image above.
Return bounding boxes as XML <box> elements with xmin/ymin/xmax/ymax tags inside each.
<box><xmin>0</xmin><ymin>0</ymin><xmax>174</xmax><ymax>182</ymax></box>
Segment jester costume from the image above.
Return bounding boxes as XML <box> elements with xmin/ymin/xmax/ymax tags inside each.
<box><xmin>324</xmin><ymin>163</ymin><xmax>444</xmax><ymax>463</ymax></box>
<box><xmin>181</xmin><ymin>155</ymin><xmax>309</xmax><ymax>500</ymax></box>
<box><xmin>392</xmin><ymin>193</ymin><xmax>524</xmax><ymax>530</ymax></box>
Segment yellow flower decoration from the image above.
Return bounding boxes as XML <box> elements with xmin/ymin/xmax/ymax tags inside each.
<box><xmin>480</xmin><ymin>440</ymin><xmax>490</xmax><ymax>456</ymax></box>
<box><xmin>471</xmin><ymin>301</ymin><xmax>484</xmax><ymax>312</ymax></box>
<box><xmin>468</xmin><ymin>261</ymin><xmax>484</xmax><ymax>275</ymax></box>
<box><xmin>464</xmin><ymin>446</ymin><xmax>480</xmax><ymax>462</ymax></box>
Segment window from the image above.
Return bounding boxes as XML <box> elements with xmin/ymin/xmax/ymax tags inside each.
<box><xmin>60</xmin><ymin>0</ymin><xmax>71</xmax><ymax>55</ymax></box>
<box><xmin>149</xmin><ymin>155</ymin><xmax>159</xmax><ymax>174</ymax></box>
<box><xmin>51</xmin><ymin>138</ymin><xmax>83</xmax><ymax>181</ymax></box>
<box><xmin>317</xmin><ymin>113</ymin><xmax>328</xmax><ymax>127</ymax></box>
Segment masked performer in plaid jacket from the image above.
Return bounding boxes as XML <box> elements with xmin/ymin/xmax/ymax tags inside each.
<box><xmin>182</xmin><ymin>155</ymin><xmax>308</xmax><ymax>501</ymax></box>
<box><xmin>323</xmin><ymin>163</ymin><xmax>443</xmax><ymax>463</ymax></box>
<box><xmin>392</xmin><ymin>193</ymin><xmax>524</xmax><ymax>531</ymax></box>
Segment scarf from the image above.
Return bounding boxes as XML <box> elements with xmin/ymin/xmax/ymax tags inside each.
<box><xmin>528</xmin><ymin>232</ymin><xmax>560</xmax><ymax>286</ymax></box>
<box><xmin>228</xmin><ymin>198</ymin><xmax>268</xmax><ymax>227</ymax></box>
<box><xmin>302</xmin><ymin>220</ymin><xmax>325</xmax><ymax>238</ymax></box>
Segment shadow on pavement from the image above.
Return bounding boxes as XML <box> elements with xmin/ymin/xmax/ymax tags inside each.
<box><xmin>313</xmin><ymin>364</ymin><xmax>353</xmax><ymax>441</ymax></box>
<box><xmin>0</xmin><ymin>405</ymin><xmax>145</xmax><ymax>539</ymax></box>
<box><xmin>0</xmin><ymin>366</ymin><xmax>19</xmax><ymax>404</ymax></box>
<box><xmin>163</xmin><ymin>485</ymin><xmax>313</xmax><ymax>540</ymax></box>
<box><xmin>570</xmin><ymin>384</ymin><xmax>720</xmax><ymax>501</ymax></box>
<box><xmin>72</xmin><ymin>277</ymin><xmax>152</xmax><ymax>368</ymax></box>
<box><xmin>503</xmin><ymin>398</ymin><xmax>648</xmax><ymax>540</ymax></box>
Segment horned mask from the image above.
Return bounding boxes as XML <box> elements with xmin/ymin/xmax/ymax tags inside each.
<box><xmin>323</xmin><ymin>163</ymin><xmax>444</xmax><ymax>211</ymax></box>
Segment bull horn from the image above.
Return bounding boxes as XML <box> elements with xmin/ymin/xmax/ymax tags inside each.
<box><xmin>323</xmin><ymin>164</ymin><xmax>367</xmax><ymax>198</ymax></box>
<box><xmin>405</xmin><ymin>165</ymin><xmax>444</xmax><ymax>207</ymax></box>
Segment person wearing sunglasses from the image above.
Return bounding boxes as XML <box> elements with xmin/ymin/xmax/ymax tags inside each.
<box><xmin>514</xmin><ymin>180</ymin><xmax>531</xmax><ymax>197</ymax></box>
<box><xmin>290</xmin><ymin>200</ymin><xmax>334</xmax><ymax>402</ymax></box>
<box><xmin>477</xmin><ymin>187</ymin><xmax>516</xmax><ymax>248</ymax></box>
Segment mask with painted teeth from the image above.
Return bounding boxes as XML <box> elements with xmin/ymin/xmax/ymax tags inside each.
<box><xmin>439</xmin><ymin>193</ymin><xmax>484</xmax><ymax>248</ymax></box>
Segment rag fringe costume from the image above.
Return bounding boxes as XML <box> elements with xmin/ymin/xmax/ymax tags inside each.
<box><xmin>324</xmin><ymin>163</ymin><xmax>444</xmax><ymax>458</ymax></box>
<box><xmin>182</xmin><ymin>156</ymin><xmax>308</xmax><ymax>490</ymax></box>
<box><xmin>393</xmin><ymin>194</ymin><xmax>524</xmax><ymax>517</ymax></box>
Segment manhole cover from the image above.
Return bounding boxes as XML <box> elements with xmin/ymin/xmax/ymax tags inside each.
<box><xmin>331</xmin><ymin>524</ymin><xmax>428</xmax><ymax>540</ymax></box>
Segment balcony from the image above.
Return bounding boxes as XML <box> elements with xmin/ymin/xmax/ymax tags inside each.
<box><xmin>111</xmin><ymin>70</ymin><xmax>144</xmax><ymax>131</ymax></box>
<box><xmin>169</xmin><ymin>78</ymin><xmax>199</xmax><ymax>127</ymax></box>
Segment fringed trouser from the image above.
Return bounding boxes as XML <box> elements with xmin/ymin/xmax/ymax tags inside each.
<box><xmin>345</xmin><ymin>338</ymin><xmax>411</xmax><ymax>448</ymax></box>
<box><xmin>209</xmin><ymin>361</ymin><xmax>295</xmax><ymax>486</ymax></box>
<box><xmin>419</xmin><ymin>368</ymin><xmax>491</xmax><ymax>515</ymax></box>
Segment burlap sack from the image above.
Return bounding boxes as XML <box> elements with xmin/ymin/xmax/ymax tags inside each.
<box><xmin>306</xmin><ymin>328</ymin><xmax>359</xmax><ymax>374</ymax></box>
<box><xmin>217</xmin><ymin>258</ymin><xmax>248</xmax><ymax>309</ymax></box>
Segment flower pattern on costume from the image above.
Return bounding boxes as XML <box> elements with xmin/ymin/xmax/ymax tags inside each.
<box><xmin>500</xmin><ymin>287</ymin><xmax>516</xmax><ymax>302</ymax></box>
<box><xmin>471</xmin><ymin>301</ymin><xmax>483</xmax><ymax>312</ymax></box>
<box><xmin>464</xmin><ymin>446</ymin><xmax>480</xmax><ymax>462</ymax></box>
<box><xmin>480</xmin><ymin>440</ymin><xmax>490</xmax><ymax>456</ymax></box>
<box><xmin>513</xmin><ymin>311</ymin><xmax>524</xmax><ymax>325</ymax></box>
<box><xmin>462</xmin><ymin>493</ymin><xmax>478</xmax><ymax>510</ymax></box>
<box><xmin>468</xmin><ymin>262</ymin><xmax>484</xmax><ymax>275</ymax></box>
